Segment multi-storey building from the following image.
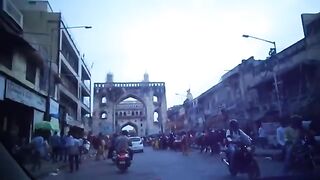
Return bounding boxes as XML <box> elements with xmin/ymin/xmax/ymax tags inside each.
<box><xmin>184</xmin><ymin>12</ymin><xmax>320</xmax><ymax>132</ymax></box>
<box><xmin>10</xmin><ymin>0</ymin><xmax>92</xmax><ymax>136</ymax></box>
<box><xmin>0</xmin><ymin>0</ymin><xmax>52</xmax><ymax>145</ymax></box>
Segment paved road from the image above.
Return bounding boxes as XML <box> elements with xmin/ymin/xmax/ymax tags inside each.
<box><xmin>42</xmin><ymin>147</ymin><xmax>312</xmax><ymax>180</ymax></box>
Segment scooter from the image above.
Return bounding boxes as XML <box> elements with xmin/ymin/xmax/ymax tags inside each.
<box><xmin>115</xmin><ymin>150</ymin><xmax>131</xmax><ymax>172</ymax></box>
<box><xmin>221</xmin><ymin>142</ymin><xmax>260</xmax><ymax>180</ymax></box>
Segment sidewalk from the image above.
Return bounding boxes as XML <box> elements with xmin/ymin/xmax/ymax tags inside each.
<box><xmin>24</xmin><ymin>160</ymin><xmax>68</xmax><ymax>179</ymax></box>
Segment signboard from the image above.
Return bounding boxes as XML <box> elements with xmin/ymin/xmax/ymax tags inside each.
<box><xmin>5</xmin><ymin>80</ymin><xmax>46</xmax><ymax>111</ymax></box>
<box><xmin>0</xmin><ymin>75</ymin><xmax>4</xmax><ymax>100</ymax></box>
<box><xmin>33</xmin><ymin>110</ymin><xmax>44</xmax><ymax>131</ymax></box>
<box><xmin>66</xmin><ymin>114</ymin><xmax>84</xmax><ymax>128</ymax></box>
<box><xmin>49</xmin><ymin>98</ymin><xmax>59</xmax><ymax>117</ymax></box>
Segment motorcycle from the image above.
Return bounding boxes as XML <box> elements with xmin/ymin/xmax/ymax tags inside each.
<box><xmin>115</xmin><ymin>150</ymin><xmax>131</xmax><ymax>172</ymax></box>
<box><xmin>287</xmin><ymin>137</ymin><xmax>316</xmax><ymax>173</ymax></box>
<box><xmin>221</xmin><ymin>142</ymin><xmax>260</xmax><ymax>180</ymax></box>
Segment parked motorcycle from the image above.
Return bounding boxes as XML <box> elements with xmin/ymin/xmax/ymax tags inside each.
<box><xmin>221</xmin><ymin>142</ymin><xmax>260</xmax><ymax>180</ymax></box>
<box><xmin>115</xmin><ymin>150</ymin><xmax>131</xmax><ymax>172</ymax></box>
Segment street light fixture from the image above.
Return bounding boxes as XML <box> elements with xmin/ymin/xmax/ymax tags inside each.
<box><xmin>242</xmin><ymin>34</ymin><xmax>276</xmax><ymax>56</ymax></box>
<box><xmin>63</xmin><ymin>26</ymin><xmax>92</xmax><ymax>29</ymax></box>
<box><xmin>242</xmin><ymin>34</ymin><xmax>282</xmax><ymax>116</ymax></box>
<box><xmin>45</xmin><ymin>25</ymin><xmax>92</xmax><ymax>122</ymax></box>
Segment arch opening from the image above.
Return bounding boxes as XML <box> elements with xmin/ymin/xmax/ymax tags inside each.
<box><xmin>153</xmin><ymin>111</ymin><xmax>159</xmax><ymax>123</ymax></box>
<box><xmin>121</xmin><ymin>122</ymin><xmax>138</xmax><ymax>137</ymax></box>
<box><xmin>116</xmin><ymin>95</ymin><xmax>146</xmax><ymax>136</ymax></box>
<box><xmin>101</xmin><ymin>112</ymin><xmax>107</xmax><ymax>119</ymax></box>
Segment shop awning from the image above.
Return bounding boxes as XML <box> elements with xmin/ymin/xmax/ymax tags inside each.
<box><xmin>34</xmin><ymin>119</ymin><xmax>60</xmax><ymax>132</ymax></box>
<box><xmin>50</xmin><ymin>118</ymin><xmax>60</xmax><ymax>132</ymax></box>
<box><xmin>35</xmin><ymin>121</ymin><xmax>52</xmax><ymax>130</ymax></box>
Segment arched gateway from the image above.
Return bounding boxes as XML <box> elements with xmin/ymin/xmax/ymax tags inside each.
<box><xmin>92</xmin><ymin>74</ymin><xmax>167</xmax><ymax>136</ymax></box>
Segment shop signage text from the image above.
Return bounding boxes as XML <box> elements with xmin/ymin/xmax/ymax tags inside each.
<box><xmin>5</xmin><ymin>80</ymin><xmax>46</xmax><ymax>111</ymax></box>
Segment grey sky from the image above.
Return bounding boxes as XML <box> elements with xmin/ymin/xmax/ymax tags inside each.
<box><xmin>49</xmin><ymin>0</ymin><xmax>319</xmax><ymax>107</ymax></box>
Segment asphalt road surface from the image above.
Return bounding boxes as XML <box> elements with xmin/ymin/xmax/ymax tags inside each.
<box><xmin>42</xmin><ymin>147</ymin><xmax>317</xmax><ymax>180</ymax></box>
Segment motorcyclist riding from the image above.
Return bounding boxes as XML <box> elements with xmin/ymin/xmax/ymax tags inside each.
<box><xmin>115</xmin><ymin>130</ymin><xmax>133</xmax><ymax>160</ymax></box>
<box><xmin>225</xmin><ymin>119</ymin><xmax>252</xmax><ymax>167</ymax></box>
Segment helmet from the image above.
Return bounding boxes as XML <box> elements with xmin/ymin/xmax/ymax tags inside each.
<box><xmin>229</xmin><ymin>119</ymin><xmax>239</xmax><ymax>130</ymax></box>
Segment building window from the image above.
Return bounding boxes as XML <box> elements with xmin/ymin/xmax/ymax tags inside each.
<box><xmin>141</xmin><ymin>123</ymin><xmax>143</xmax><ymax>127</ymax></box>
<box><xmin>0</xmin><ymin>48</ymin><xmax>13</xmax><ymax>69</ymax></box>
<box><xmin>115</xmin><ymin>112</ymin><xmax>118</xmax><ymax>116</ymax></box>
<box><xmin>124</xmin><ymin>112</ymin><xmax>126</xmax><ymax>116</ymax></box>
<box><xmin>101</xmin><ymin>112</ymin><xmax>107</xmax><ymax>119</ymax></box>
<box><xmin>39</xmin><ymin>67</ymin><xmax>47</xmax><ymax>91</ymax></box>
<box><xmin>101</xmin><ymin>97</ymin><xmax>107</xmax><ymax>104</ymax></box>
<box><xmin>120</xmin><ymin>112</ymin><xmax>123</xmax><ymax>116</ymax></box>
<box><xmin>140</xmin><ymin>111</ymin><xmax>142</xmax><ymax>115</ymax></box>
<box><xmin>26</xmin><ymin>61</ymin><xmax>36</xmax><ymax>84</ymax></box>
<box><xmin>136</xmin><ymin>111</ymin><xmax>139</xmax><ymax>115</ymax></box>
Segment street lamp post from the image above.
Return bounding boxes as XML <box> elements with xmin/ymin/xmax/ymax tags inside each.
<box><xmin>44</xmin><ymin>25</ymin><xmax>92</xmax><ymax>122</ymax></box>
<box><xmin>242</xmin><ymin>34</ymin><xmax>276</xmax><ymax>56</ymax></box>
<box><xmin>242</xmin><ymin>34</ymin><xmax>282</xmax><ymax>116</ymax></box>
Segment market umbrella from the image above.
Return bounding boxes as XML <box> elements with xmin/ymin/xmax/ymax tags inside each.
<box><xmin>35</xmin><ymin>121</ymin><xmax>52</xmax><ymax>130</ymax></box>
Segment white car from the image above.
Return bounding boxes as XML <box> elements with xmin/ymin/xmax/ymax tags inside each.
<box><xmin>129</xmin><ymin>137</ymin><xmax>144</xmax><ymax>153</ymax></box>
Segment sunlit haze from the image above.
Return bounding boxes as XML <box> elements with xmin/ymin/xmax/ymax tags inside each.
<box><xmin>49</xmin><ymin>0</ymin><xmax>319</xmax><ymax>107</ymax></box>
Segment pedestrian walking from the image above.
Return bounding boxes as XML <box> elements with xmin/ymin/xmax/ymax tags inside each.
<box><xmin>258</xmin><ymin>124</ymin><xmax>268</xmax><ymax>149</ymax></box>
<box><xmin>95</xmin><ymin>133</ymin><xmax>106</xmax><ymax>160</ymax></box>
<box><xmin>50</xmin><ymin>131</ymin><xmax>61</xmax><ymax>163</ymax></box>
<box><xmin>276</xmin><ymin>121</ymin><xmax>286</xmax><ymax>161</ymax></box>
<box><xmin>181</xmin><ymin>132</ymin><xmax>189</xmax><ymax>156</ymax></box>
<box><xmin>30</xmin><ymin>135</ymin><xmax>45</xmax><ymax>171</ymax></box>
<box><xmin>66</xmin><ymin>132</ymin><xmax>79</xmax><ymax>173</ymax></box>
<box><xmin>60</xmin><ymin>134</ymin><xmax>68</xmax><ymax>162</ymax></box>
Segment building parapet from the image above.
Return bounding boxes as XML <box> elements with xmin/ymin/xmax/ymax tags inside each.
<box><xmin>94</xmin><ymin>82</ymin><xmax>165</xmax><ymax>88</ymax></box>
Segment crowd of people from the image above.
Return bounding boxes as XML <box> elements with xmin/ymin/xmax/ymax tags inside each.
<box><xmin>149</xmin><ymin>115</ymin><xmax>320</xmax><ymax>173</ymax></box>
<box><xmin>1</xmin><ymin>114</ymin><xmax>319</xmax><ymax>176</ymax></box>
<box><xmin>3</xmin><ymin>130</ymin><xmax>91</xmax><ymax>173</ymax></box>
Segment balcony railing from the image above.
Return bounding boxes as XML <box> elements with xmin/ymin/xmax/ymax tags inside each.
<box><xmin>61</xmin><ymin>49</ymin><xmax>79</xmax><ymax>73</ymax></box>
<box><xmin>94</xmin><ymin>82</ymin><xmax>165</xmax><ymax>88</ymax></box>
<box><xmin>61</xmin><ymin>76</ymin><xmax>78</xmax><ymax>98</ymax></box>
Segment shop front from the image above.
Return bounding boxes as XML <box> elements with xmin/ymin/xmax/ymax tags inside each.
<box><xmin>0</xmin><ymin>78</ymin><xmax>46</xmax><ymax>149</ymax></box>
<box><xmin>65</xmin><ymin>114</ymin><xmax>84</xmax><ymax>138</ymax></box>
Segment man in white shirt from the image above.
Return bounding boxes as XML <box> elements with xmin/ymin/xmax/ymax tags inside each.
<box><xmin>258</xmin><ymin>125</ymin><xmax>268</xmax><ymax>148</ymax></box>
<box><xmin>226</xmin><ymin>119</ymin><xmax>252</xmax><ymax>168</ymax></box>
<box><xmin>276</xmin><ymin>122</ymin><xmax>286</xmax><ymax>147</ymax></box>
<box><xmin>276</xmin><ymin>122</ymin><xmax>286</xmax><ymax>161</ymax></box>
